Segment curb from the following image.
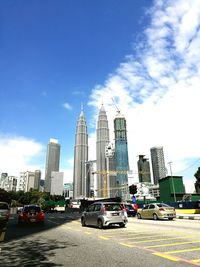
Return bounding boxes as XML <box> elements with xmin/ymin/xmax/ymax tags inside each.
<box><xmin>176</xmin><ymin>215</ymin><xmax>200</xmax><ymax>220</ymax></box>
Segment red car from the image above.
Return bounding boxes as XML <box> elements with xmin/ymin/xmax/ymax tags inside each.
<box><xmin>18</xmin><ymin>205</ymin><xmax>45</xmax><ymax>225</ymax></box>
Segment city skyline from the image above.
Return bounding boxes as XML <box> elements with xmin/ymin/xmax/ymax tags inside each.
<box><xmin>1</xmin><ymin>0</ymin><xmax>200</xmax><ymax>193</ymax></box>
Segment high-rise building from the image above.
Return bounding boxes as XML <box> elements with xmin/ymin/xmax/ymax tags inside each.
<box><xmin>18</xmin><ymin>170</ymin><xmax>41</xmax><ymax>192</ymax></box>
<box><xmin>50</xmin><ymin>171</ymin><xmax>64</xmax><ymax>195</ymax></box>
<box><xmin>0</xmin><ymin>173</ymin><xmax>17</xmax><ymax>191</ymax></box>
<box><xmin>150</xmin><ymin>146</ymin><xmax>167</xmax><ymax>184</ymax></box>
<box><xmin>73</xmin><ymin>108</ymin><xmax>88</xmax><ymax>198</ymax></box>
<box><xmin>114</xmin><ymin>110</ymin><xmax>129</xmax><ymax>199</ymax></box>
<box><xmin>85</xmin><ymin>160</ymin><xmax>96</xmax><ymax>198</ymax></box>
<box><xmin>44</xmin><ymin>139</ymin><xmax>60</xmax><ymax>193</ymax></box>
<box><xmin>137</xmin><ymin>155</ymin><xmax>151</xmax><ymax>183</ymax></box>
<box><xmin>96</xmin><ymin>104</ymin><xmax>110</xmax><ymax>198</ymax></box>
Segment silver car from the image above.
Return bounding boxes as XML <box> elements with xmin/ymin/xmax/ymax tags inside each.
<box><xmin>81</xmin><ymin>202</ymin><xmax>128</xmax><ymax>229</ymax></box>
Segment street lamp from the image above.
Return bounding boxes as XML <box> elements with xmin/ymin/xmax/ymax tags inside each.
<box><xmin>168</xmin><ymin>162</ymin><xmax>176</xmax><ymax>202</ymax></box>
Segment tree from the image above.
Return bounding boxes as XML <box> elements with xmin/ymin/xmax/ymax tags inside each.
<box><xmin>0</xmin><ymin>189</ymin><xmax>11</xmax><ymax>204</ymax></box>
<box><xmin>194</xmin><ymin>167</ymin><xmax>200</xmax><ymax>194</ymax></box>
<box><xmin>194</xmin><ymin>167</ymin><xmax>200</xmax><ymax>182</ymax></box>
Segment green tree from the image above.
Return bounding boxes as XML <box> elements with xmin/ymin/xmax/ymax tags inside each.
<box><xmin>194</xmin><ymin>167</ymin><xmax>200</xmax><ymax>182</ymax></box>
<box><xmin>194</xmin><ymin>167</ymin><xmax>200</xmax><ymax>194</ymax></box>
<box><xmin>0</xmin><ymin>189</ymin><xmax>11</xmax><ymax>204</ymax></box>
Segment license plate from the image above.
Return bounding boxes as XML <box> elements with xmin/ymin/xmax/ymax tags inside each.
<box><xmin>30</xmin><ymin>218</ymin><xmax>36</xmax><ymax>222</ymax></box>
<box><xmin>112</xmin><ymin>213</ymin><xmax>119</xmax><ymax>216</ymax></box>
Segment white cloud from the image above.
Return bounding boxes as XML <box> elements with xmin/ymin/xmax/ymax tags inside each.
<box><xmin>0</xmin><ymin>134</ymin><xmax>44</xmax><ymax>177</ymax></box>
<box><xmin>88</xmin><ymin>0</ymin><xmax>200</xmax><ymax>193</ymax></box>
<box><xmin>63</xmin><ymin>102</ymin><xmax>73</xmax><ymax>110</ymax></box>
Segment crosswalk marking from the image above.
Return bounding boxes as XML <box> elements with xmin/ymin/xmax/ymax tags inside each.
<box><xmin>119</xmin><ymin>242</ymin><xmax>135</xmax><ymax>248</ymax></box>
<box><xmin>153</xmin><ymin>252</ymin><xmax>179</xmax><ymax>262</ymax></box>
<box><xmin>166</xmin><ymin>248</ymin><xmax>200</xmax><ymax>254</ymax></box>
<box><xmin>145</xmin><ymin>240</ymin><xmax>200</xmax><ymax>248</ymax></box>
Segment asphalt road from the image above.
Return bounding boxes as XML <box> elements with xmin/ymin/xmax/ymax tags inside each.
<box><xmin>0</xmin><ymin>213</ymin><xmax>200</xmax><ymax>267</ymax></box>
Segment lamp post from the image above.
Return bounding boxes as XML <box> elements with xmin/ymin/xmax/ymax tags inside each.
<box><xmin>168</xmin><ymin>162</ymin><xmax>176</xmax><ymax>202</ymax></box>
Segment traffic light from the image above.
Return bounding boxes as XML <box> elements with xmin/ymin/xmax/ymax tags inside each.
<box><xmin>129</xmin><ymin>184</ymin><xmax>137</xmax><ymax>195</ymax></box>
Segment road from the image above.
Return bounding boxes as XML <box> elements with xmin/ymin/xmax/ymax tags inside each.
<box><xmin>0</xmin><ymin>213</ymin><xmax>200</xmax><ymax>267</ymax></box>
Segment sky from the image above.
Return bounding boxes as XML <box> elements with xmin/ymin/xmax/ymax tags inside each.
<box><xmin>1</xmin><ymin>0</ymin><xmax>200</xmax><ymax>193</ymax></box>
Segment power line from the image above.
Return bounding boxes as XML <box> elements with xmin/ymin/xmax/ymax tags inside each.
<box><xmin>176</xmin><ymin>158</ymin><xmax>200</xmax><ymax>174</ymax></box>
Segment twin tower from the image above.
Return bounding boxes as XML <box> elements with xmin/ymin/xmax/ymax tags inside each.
<box><xmin>73</xmin><ymin>103</ymin><xmax>129</xmax><ymax>200</ymax></box>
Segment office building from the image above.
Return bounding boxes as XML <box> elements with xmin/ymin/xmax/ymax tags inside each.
<box><xmin>50</xmin><ymin>171</ymin><xmax>64</xmax><ymax>195</ymax></box>
<box><xmin>73</xmin><ymin>108</ymin><xmax>88</xmax><ymax>198</ymax></box>
<box><xmin>18</xmin><ymin>170</ymin><xmax>41</xmax><ymax>192</ymax></box>
<box><xmin>114</xmin><ymin>110</ymin><xmax>129</xmax><ymax>199</ymax></box>
<box><xmin>96</xmin><ymin>103</ymin><xmax>110</xmax><ymax>198</ymax></box>
<box><xmin>44</xmin><ymin>139</ymin><xmax>60</xmax><ymax>193</ymax></box>
<box><xmin>0</xmin><ymin>173</ymin><xmax>17</xmax><ymax>191</ymax></box>
<box><xmin>150</xmin><ymin>146</ymin><xmax>167</xmax><ymax>184</ymax></box>
<box><xmin>137</xmin><ymin>155</ymin><xmax>151</xmax><ymax>183</ymax></box>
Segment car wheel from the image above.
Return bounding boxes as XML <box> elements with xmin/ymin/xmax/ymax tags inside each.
<box><xmin>97</xmin><ymin>219</ymin><xmax>104</xmax><ymax>229</ymax></box>
<box><xmin>81</xmin><ymin>217</ymin><xmax>86</xmax><ymax>227</ymax></box>
<box><xmin>119</xmin><ymin>223</ymin><xmax>125</xmax><ymax>228</ymax></box>
<box><xmin>137</xmin><ymin>213</ymin><xmax>142</xmax><ymax>219</ymax></box>
<box><xmin>153</xmin><ymin>213</ymin><xmax>158</xmax><ymax>220</ymax></box>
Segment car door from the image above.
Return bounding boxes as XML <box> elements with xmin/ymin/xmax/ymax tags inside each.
<box><xmin>92</xmin><ymin>204</ymin><xmax>101</xmax><ymax>225</ymax></box>
<box><xmin>141</xmin><ymin>204</ymin><xmax>149</xmax><ymax>218</ymax></box>
<box><xmin>147</xmin><ymin>204</ymin><xmax>155</xmax><ymax>218</ymax></box>
<box><xmin>85</xmin><ymin>204</ymin><xmax>95</xmax><ymax>225</ymax></box>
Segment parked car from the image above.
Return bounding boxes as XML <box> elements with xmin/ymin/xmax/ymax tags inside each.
<box><xmin>18</xmin><ymin>205</ymin><xmax>45</xmax><ymax>225</ymax></box>
<box><xmin>123</xmin><ymin>203</ymin><xmax>138</xmax><ymax>217</ymax></box>
<box><xmin>0</xmin><ymin>202</ymin><xmax>10</xmax><ymax>228</ymax></box>
<box><xmin>81</xmin><ymin>202</ymin><xmax>128</xmax><ymax>229</ymax></box>
<box><xmin>137</xmin><ymin>203</ymin><xmax>176</xmax><ymax>220</ymax></box>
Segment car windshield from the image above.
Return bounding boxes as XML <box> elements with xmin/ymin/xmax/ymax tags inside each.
<box><xmin>0</xmin><ymin>203</ymin><xmax>8</xmax><ymax>209</ymax></box>
<box><xmin>104</xmin><ymin>204</ymin><xmax>123</xmax><ymax>211</ymax></box>
<box><xmin>24</xmin><ymin>206</ymin><xmax>41</xmax><ymax>212</ymax></box>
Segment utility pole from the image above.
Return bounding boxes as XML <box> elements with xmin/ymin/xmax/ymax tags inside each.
<box><xmin>168</xmin><ymin>161</ymin><xmax>176</xmax><ymax>202</ymax></box>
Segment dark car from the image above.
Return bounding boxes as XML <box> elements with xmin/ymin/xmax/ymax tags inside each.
<box><xmin>124</xmin><ymin>203</ymin><xmax>138</xmax><ymax>217</ymax></box>
<box><xmin>0</xmin><ymin>202</ymin><xmax>10</xmax><ymax>228</ymax></box>
<box><xmin>18</xmin><ymin>205</ymin><xmax>45</xmax><ymax>225</ymax></box>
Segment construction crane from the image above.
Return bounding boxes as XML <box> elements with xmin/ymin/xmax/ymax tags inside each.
<box><xmin>111</xmin><ymin>97</ymin><xmax>121</xmax><ymax>115</ymax></box>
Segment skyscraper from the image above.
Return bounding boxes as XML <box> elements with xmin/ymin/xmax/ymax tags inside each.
<box><xmin>96</xmin><ymin>103</ymin><xmax>110</xmax><ymax>198</ymax></box>
<box><xmin>150</xmin><ymin>146</ymin><xmax>167</xmax><ymax>184</ymax></box>
<box><xmin>44</xmin><ymin>139</ymin><xmax>60</xmax><ymax>193</ymax></box>
<box><xmin>137</xmin><ymin>155</ymin><xmax>151</xmax><ymax>183</ymax></box>
<box><xmin>73</xmin><ymin>108</ymin><xmax>88</xmax><ymax>198</ymax></box>
<box><xmin>114</xmin><ymin>110</ymin><xmax>129</xmax><ymax>198</ymax></box>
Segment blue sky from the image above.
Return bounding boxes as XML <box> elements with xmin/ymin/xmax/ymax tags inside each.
<box><xmin>1</xmin><ymin>0</ymin><xmax>200</xmax><ymax>193</ymax></box>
